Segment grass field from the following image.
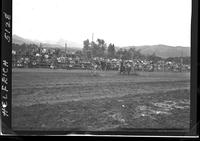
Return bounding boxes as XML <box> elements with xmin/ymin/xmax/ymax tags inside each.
<box><xmin>12</xmin><ymin>68</ymin><xmax>190</xmax><ymax>131</ymax></box>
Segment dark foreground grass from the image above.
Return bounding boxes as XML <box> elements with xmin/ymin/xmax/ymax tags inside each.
<box><xmin>12</xmin><ymin>89</ymin><xmax>190</xmax><ymax>131</ymax></box>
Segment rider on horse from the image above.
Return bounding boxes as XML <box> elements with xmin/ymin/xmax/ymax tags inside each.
<box><xmin>120</xmin><ymin>60</ymin><xmax>132</xmax><ymax>75</ymax></box>
<box><xmin>119</xmin><ymin>60</ymin><xmax>125</xmax><ymax>74</ymax></box>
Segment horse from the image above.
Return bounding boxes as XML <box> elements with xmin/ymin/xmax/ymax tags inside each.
<box><xmin>119</xmin><ymin>61</ymin><xmax>132</xmax><ymax>75</ymax></box>
<box><xmin>125</xmin><ymin>63</ymin><xmax>132</xmax><ymax>75</ymax></box>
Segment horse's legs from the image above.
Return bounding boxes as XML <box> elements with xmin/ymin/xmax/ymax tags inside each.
<box><xmin>128</xmin><ymin>68</ymin><xmax>131</xmax><ymax>75</ymax></box>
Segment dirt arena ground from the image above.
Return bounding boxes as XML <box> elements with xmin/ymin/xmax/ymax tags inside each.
<box><xmin>12</xmin><ymin>68</ymin><xmax>190</xmax><ymax>131</ymax></box>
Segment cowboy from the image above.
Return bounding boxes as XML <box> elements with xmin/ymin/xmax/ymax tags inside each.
<box><xmin>126</xmin><ymin>62</ymin><xmax>131</xmax><ymax>75</ymax></box>
<box><xmin>120</xmin><ymin>60</ymin><xmax>125</xmax><ymax>74</ymax></box>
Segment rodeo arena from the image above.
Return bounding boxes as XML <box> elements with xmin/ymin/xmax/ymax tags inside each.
<box><xmin>12</xmin><ymin>41</ymin><xmax>191</xmax><ymax>130</ymax></box>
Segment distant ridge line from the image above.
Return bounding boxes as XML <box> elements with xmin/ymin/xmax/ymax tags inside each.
<box><xmin>12</xmin><ymin>34</ymin><xmax>190</xmax><ymax>58</ymax></box>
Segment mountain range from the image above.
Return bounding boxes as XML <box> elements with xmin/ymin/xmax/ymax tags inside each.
<box><xmin>123</xmin><ymin>45</ymin><xmax>190</xmax><ymax>58</ymax></box>
<box><xmin>12</xmin><ymin>35</ymin><xmax>190</xmax><ymax>58</ymax></box>
<box><xmin>12</xmin><ymin>34</ymin><xmax>81</xmax><ymax>52</ymax></box>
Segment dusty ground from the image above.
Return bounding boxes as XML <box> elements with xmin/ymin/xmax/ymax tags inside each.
<box><xmin>12</xmin><ymin>68</ymin><xmax>190</xmax><ymax>131</ymax></box>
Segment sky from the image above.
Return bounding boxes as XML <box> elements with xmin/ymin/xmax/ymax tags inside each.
<box><xmin>13</xmin><ymin>0</ymin><xmax>191</xmax><ymax>47</ymax></box>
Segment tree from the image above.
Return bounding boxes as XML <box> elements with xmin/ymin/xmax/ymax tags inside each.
<box><xmin>116</xmin><ymin>48</ymin><xmax>124</xmax><ymax>59</ymax></box>
<box><xmin>107</xmin><ymin>43</ymin><xmax>116</xmax><ymax>58</ymax></box>
<box><xmin>83</xmin><ymin>39</ymin><xmax>91</xmax><ymax>59</ymax></box>
<box><xmin>128</xmin><ymin>48</ymin><xmax>144</xmax><ymax>60</ymax></box>
<box><xmin>147</xmin><ymin>52</ymin><xmax>161</xmax><ymax>63</ymax></box>
<box><xmin>54</xmin><ymin>48</ymin><xmax>61</xmax><ymax>57</ymax></box>
<box><xmin>91</xmin><ymin>41</ymin><xmax>98</xmax><ymax>57</ymax></box>
<box><xmin>97</xmin><ymin>39</ymin><xmax>106</xmax><ymax>57</ymax></box>
<box><xmin>83</xmin><ymin>38</ymin><xmax>109</xmax><ymax>58</ymax></box>
<box><xmin>83</xmin><ymin>39</ymin><xmax>90</xmax><ymax>51</ymax></box>
<box><xmin>123</xmin><ymin>49</ymin><xmax>131</xmax><ymax>60</ymax></box>
<box><xmin>75</xmin><ymin>50</ymin><xmax>83</xmax><ymax>57</ymax></box>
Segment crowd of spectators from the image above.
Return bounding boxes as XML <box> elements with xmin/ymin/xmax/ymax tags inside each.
<box><xmin>12</xmin><ymin>44</ymin><xmax>190</xmax><ymax>72</ymax></box>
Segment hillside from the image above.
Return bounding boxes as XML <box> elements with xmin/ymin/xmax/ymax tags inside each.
<box><xmin>12</xmin><ymin>35</ymin><xmax>81</xmax><ymax>52</ymax></box>
<box><xmin>124</xmin><ymin>44</ymin><xmax>190</xmax><ymax>58</ymax></box>
<box><xmin>12</xmin><ymin>35</ymin><xmax>190</xmax><ymax>58</ymax></box>
<box><xmin>12</xmin><ymin>34</ymin><xmax>39</xmax><ymax>45</ymax></box>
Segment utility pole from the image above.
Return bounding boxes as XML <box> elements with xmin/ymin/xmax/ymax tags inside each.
<box><xmin>65</xmin><ymin>43</ymin><xmax>67</xmax><ymax>54</ymax></box>
<box><xmin>92</xmin><ymin>33</ymin><xmax>94</xmax><ymax>42</ymax></box>
<box><xmin>39</xmin><ymin>42</ymin><xmax>42</xmax><ymax>48</ymax></box>
<box><xmin>39</xmin><ymin>43</ymin><xmax>42</xmax><ymax>54</ymax></box>
<box><xmin>131</xmin><ymin>50</ymin><xmax>134</xmax><ymax>72</ymax></box>
<box><xmin>90</xmin><ymin>33</ymin><xmax>94</xmax><ymax>60</ymax></box>
<box><xmin>180</xmin><ymin>49</ymin><xmax>183</xmax><ymax>72</ymax></box>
